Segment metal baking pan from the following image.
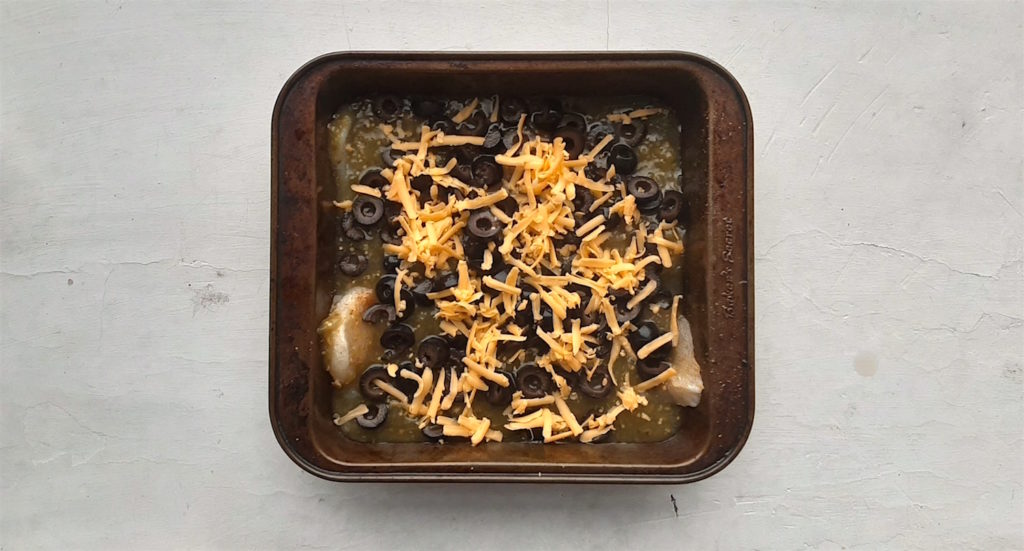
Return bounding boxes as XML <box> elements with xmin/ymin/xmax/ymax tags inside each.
<box><xmin>270</xmin><ymin>52</ymin><xmax>754</xmax><ymax>483</ymax></box>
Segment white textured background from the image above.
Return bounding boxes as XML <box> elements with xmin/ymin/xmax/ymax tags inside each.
<box><xmin>2</xmin><ymin>1</ymin><xmax>1022</xmax><ymax>549</ymax></box>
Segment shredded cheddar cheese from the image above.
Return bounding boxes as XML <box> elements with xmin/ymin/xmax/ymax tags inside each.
<box><xmin>334</xmin><ymin>99</ymin><xmax>691</xmax><ymax>444</ymax></box>
<box><xmin>350</xmin><ymin>184</ymin><xmax>382</xmax><ymax>198</ymax></box>
<box><xmin>333</xmin><ymin>404</ymin><xmax>370</xmax><ymax>426</ymax></box>
<box><xmin>635</xmin><ymin>367</ymin><xmax>678</xmax><ymax>393</ymax></box>
<box><xmin>451</xmin><ymin>98</ymin><xmax>480</xmax><ymax>124</ymax></box>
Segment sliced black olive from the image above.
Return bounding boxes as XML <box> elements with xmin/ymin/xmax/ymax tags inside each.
<box><xmin>375</xmin><ymin>274</ymin><xmax>398</xmax><ymax>303</ymax></box>
<box><xmin>641</xmin><ymin>272</ymin><xmax>663</xmax><ymax>292</ymax></box>
<box><xmin>410</xmin><ymin>173</ymin><xmax>433</xmax><ymax>195</ymax></box>
<box><xmin>553</xmin><ymin>366</ymin><xmax>579</xmax><ymax>389</ymax></box>
<box><xmin>637</xmin><ymin>359</ymin><xmax>671</xmax><ymax>380</ymax></box>
<box><xmin>490</xmin><ymin>267</ymin><xmax>511</xmax><ymax>285</ymax></box>
<box><xmin>393</xmin><ymin>364</ymin><xmax>419</xmax><ymax>397</ymax></box>
<box><xmin>496</xmin><ymin>196</ymin><xmax>518</xmax><ymax>217</ymax></box>
<box><xmin>530</xmin><ymin>98</ymin><xmax>562</xmax><ymax>132</ymax></box>
<box><xmin>465</xmin><ymin>243</ymin><xmax>505</xmax><ymax>275</ymax></box>
<box><xmin>584</xmin><ymin>164</ymin><xmax>608</xmax><ymax>182</ymax></box>
<box><xmin>585</xmin><ymin>149</ymin><xmax>611</xmax><ymax>181</ymax></box>
<box><xmin>514</xmin><ymin>300</ymin><xmax>533</xmax><ymax>327</ymax></box>
<box><xmin>422</xmin><ymin>423</ymin><xmax>445</xmax><ymax>441</ymax></box>
<box><xmin>434</xmin><ymin>271</ymin><xmax>459</xmax><ymax>291</ymax></box>
<box><xmin>615</xmin><ymin>301</ymin><xmax>642</xmax><ymax>324</ymax></box>
<box><xmin>515</xmin><ymin>363</ymin><xmax>553</xmax><ymax>399</ymax></box>
<box><xmin>341</xmin><ymin>212</ymin><xmax>370</xmax><ymax>241</ymax></box>
<box><xmin>457</xmin><ymin>111</ymin><xmax>489</xmax><ymax>137</ymax></box>
<box><xmin>417</xmin><ymin>335</ymin><xmax>450</xmax><ymax>369</ymax></box>
<box><xmin>500</xmin><ymin>97</ymin><xmax>528</xmax><ymax>124</ymax></box>
<box><xmin>358</xmin><ymin>364</ymin><xmax>390</xmax><ymax>401</ymax></box>
<box><xmin>639</xmin><ymin>194</ymin><xmax>663</xmax><ymax>216</ymax></box>
<box><xmin>557</xmin><ymin>241</ymin><xmax>580</xmax><ymax>259</ymax></box>
<box><xmin>501</xmin><ymin>126</ymin><xmax>520</xmax><ymax>150</ymax></box>
<box><xmin>579</xmin><ymin>304</ymin><xmax>603</xmax><ymax>327</ymax></box>
<box><xmin>628</xmin><ymin>320</ymin><xmax>664</xmax><ymax>356</ymax></box>
<box><xmin>446</xmin><ymin>332</ymin><xmax>469</xmax><ymax>354</ymax></box>
<box><xmin>373</xmin><ymin>95</ymin><xmax>402</xmax><ymax>120</ymax></box>
<box><xmin>340</xmin><ymin>211</ymin><xmax>356</xmax><ymax>232</ymax></box>
<box><xmin>381</xmin><ymin>146</ymin><xmax>404</xmax><ymax>167</ymax></box>
<box><xmin>568</xmin><ymin>281</ymin><xmax>591</xmax><ymax>303</ymax></box>
<box><xmin>412</xmin><ymin>97</ymin><xmax>444</xmax><ymax>120</ymax></box>
<box><xmin>572</xmin><ymin>188</ymin><xmax>594</xmax><ymax>213</ymax></box>
<box><xmin>649</xmin><ymin>288</ymin><xmax>674</xmax><ymax>311</ymax></box>
<box><xmin>592</xmin><ymin>340</ymin><xmax>612</xmax><ymax>359</ymax></box>
<box><xmin>360</xmin><ymin>169</ymin><xmax>389</xmax><ymax>189</ymax></box>
<box><xmin>450</xmin><ymin>164</ymin><xmax>473</xmax><ymax>186</ymax></box>
<box><xmin>577</xmin><ymin>367</ymin><xmax>613</xmax><ymax>399</ymax></box>
<box><xmin>555</xmin><ymin>125</ymin><xmax>586</xmax><ymax>160</ymax></box>
<box><xmin>380</xmin><ymin>323</ymin><xmax>415</xmax><ymax>352</ymax></box>
<box><xmin>626</xmin><ymin>175</ymin><xmax>661</xmax><ymax>207</ymax></box>
<box><xmin>437</xmin><ymin>184</ymin><xmax>465</xmax><ymax>203</ymax></box>
<box><xmin>411</xmin><ymin>279</ymin><xmax>434</xmax><ymax>306</ymax></box>
<box><xmin>587</xmin><ymin>121</ymin><xmax>615</xmax><ymax>147</ymax></box>
<box><xmin>527</xmin><ymin>331</ymin><xmax>549</xmax><ymax>354</ymax></box>
<box><xmin>558</xmin><ymin>231</ymin><xmax>582</xmax><ymax>249</ymax></box>
<box><xmin>643</xmin><ymin>243</ymin><xmax>665</xmax><ymax>274</ymax></box>
<box><xmin>615</xmin><ymin>118</ymin><xmax>647</xmax><ymax>147</ymax></box>
<box><xmin>384</xmin><ymin>200</ymin><xmax>403</xmax><ymax>222</ymax></box>
<box><xmin>560</xmin><ymin>257</ymin><xmax>575</xmax><ymax>276</ymax></box>
<box><xmin>380</xmin><ymin>225</ymin><xmax>403</xmax><ymax>245</ymax></box>
<box><xmin>609</xmin><ymin>143</ymin><xmax>638</xmax><ymax>174</ymax></box>
<box><xmin>659</xmin><ymin>190</ymin><xmax>684</xmax><ymax>222</ymax></box>
<box><xmin>357</xmin><ymin>402</ymin><xmax>389</xmax><ymax>429</ymax></box>
<box><xmin>538</xmin><ymin>306</ymin><xmax>555</xmax><ymax>332</ymax></box>
<box><xmin>482</xmin><ymin>124</ymin><xmax>503</xmax><ymax>151</ymax></box>
<box><xmin>523</xmin><ymin>427</ymin><xmax>545</xmax><ymax>442</ymax></box>
<box><xmin>397</xmin><ymin>359</ymin><xmax>417</xmax><ymax>374</ymax></box>
<box><xmin>520</xmin><ymin>126</ymin><xmax>541</xmax><ymax>144</ymax></box>
<box><xmin>453</xmin><ymin>145</ymin><xmax>480</xmax><ymax>165</ymax></box>
<box><xmin>604</xmin><ymin>210</ymin><xmax>624</xmax><ymax>232</ymax></box>
<box><xmin>344</xmin><ymin>224</ymin><xmax>371</xmax><ymax>242</ymax></box>
<box><xmin>560</xmin><ymin>112</ymin><xmax>587</xmax><ymax>133</ymax></box>
<box><xmin>337</xmin><ymin>252</ymin><xmax>368</xmax><ymax>277</ymax></box>
<box><xmin>498</xmin><ymin>336</ymin><xmax>525</xmax><ymax>357</ymax></box>
<box><xmin>468</xmin><ymin>210</ymin><xmax>502</xmax><ymax>240</ymax></box>
<box><xmin>362</xmin><ymin>303</ymin><xmax>397</xmax><ymax>325</ymax></box>
<box><xmin>484</xmin><ymin>369</ymin><xmax>515</xmax><ymax>406</ymax></box>
<box><xmin>352</xmin><ymin>195</ymin><xmax>384</xmax><ymax>226</ymax></box>
<box><xmin>470</xmin><ymin>156</ymin><xmax>503</xmax><ymax>190</ymax></box>
<box><xmin>432</xmin><ymin>119</ymin><xmax>457</xmax><ymax>135</ymax></box>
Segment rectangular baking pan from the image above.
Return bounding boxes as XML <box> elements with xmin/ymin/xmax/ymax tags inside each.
<box><xmin>270</xmin><ymin>52</ymin><xmax>754</xmax><ymax>483</ymax></box>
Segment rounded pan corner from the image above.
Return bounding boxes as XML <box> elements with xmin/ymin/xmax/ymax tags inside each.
<box><xmin>691</xmin><ymin>412</ymin><xmax>755</xmax><ymax>483</ymax></box>
<box><xmin>267</xmin><ymin>396</ymin><xmax>327</xmax><ymax>480</ymax></box>
<box><xmin>272</xmin><ymin>51</ymin><xmax>355</xmax><ymax>127</ymax></box>
<box><xmin>647</xmin><ymin>50</ymin><xmax>753</xmax><ymax>122</ymax></box>
<box><xmin>268</xmin><ymin>401</ymin><xmax>378</xmax><ymax>483</ymax></box>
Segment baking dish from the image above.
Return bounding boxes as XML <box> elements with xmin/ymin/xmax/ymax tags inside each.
<box><xmin>270</xmin><ymin>52</ymin><xmax>753</xmax><ymax>483</ymax></box>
